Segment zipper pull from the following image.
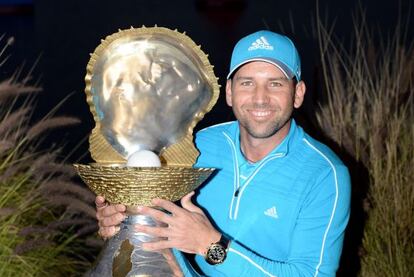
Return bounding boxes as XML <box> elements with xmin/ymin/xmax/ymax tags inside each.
<box><xmin>234</xmin><ymin>188</ymin><xmax>240</xmax><ymax>197</ymax></box>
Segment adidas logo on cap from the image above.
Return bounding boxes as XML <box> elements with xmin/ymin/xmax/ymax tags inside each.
<box><xmin>248</xmin><ymin>36</ymin><xmax>274</xmax><ymax>51</ymax></box>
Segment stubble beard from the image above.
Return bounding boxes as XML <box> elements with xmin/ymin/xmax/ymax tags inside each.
<box><xmin>234</xmin><ymin>104</ymin><xmax>293</xmax><ymax>139</ymax></box>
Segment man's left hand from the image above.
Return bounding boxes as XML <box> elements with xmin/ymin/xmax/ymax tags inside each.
<box><xmin>135</xmin><ymin>191</ymin><xmax>221</xmax><ymax>255</ymax></box>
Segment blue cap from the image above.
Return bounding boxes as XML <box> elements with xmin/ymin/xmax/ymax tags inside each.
<box><xmin>227</xmin><ymin>30</ymin><xmax>301</xmax><ymax>80</ymax></box>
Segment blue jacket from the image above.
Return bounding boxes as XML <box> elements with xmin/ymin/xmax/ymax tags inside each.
<box><xmin>175</xmin><ymin>119</ymin><xmax>351</xmax><ymax>277</ymax></box>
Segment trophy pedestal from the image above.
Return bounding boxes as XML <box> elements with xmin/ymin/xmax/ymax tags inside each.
<box><xmin>74</xmin><ymin>165</ymin><xmax>214</xmax><ymax>276</ymax></box>
<box><xmin>88</xmin><ymin>214</ymin><xmax>181</xmax><ymax>277</ymax></box>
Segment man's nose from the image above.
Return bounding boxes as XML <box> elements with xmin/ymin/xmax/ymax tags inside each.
<box><xmin>252</xmin><ymin>85</ymin><xmax>270</xmax><ymax>104</ymax></box>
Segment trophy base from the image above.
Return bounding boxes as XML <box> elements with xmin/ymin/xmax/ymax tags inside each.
<box><xmin>87</xmin><ymin>214</ymin><xmax>182</xmax><ymax>277</ymax></box>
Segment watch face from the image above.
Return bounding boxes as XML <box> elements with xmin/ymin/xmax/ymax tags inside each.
<box><xmin>206</xmin><ymin>243</ymin><xmax>227</xmax><ymax>265</ymax></box>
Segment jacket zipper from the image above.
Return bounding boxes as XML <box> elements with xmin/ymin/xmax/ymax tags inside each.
<box><xmin>223</xmin><ymin>132</ymin><xmax>285</xmax><ymax>220</ymax></box>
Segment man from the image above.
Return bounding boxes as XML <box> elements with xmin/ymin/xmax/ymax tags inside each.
<box><xmin>96</xmin><ymin>30</ymin><xmax>351</xmax><ymax>276</ymax></box>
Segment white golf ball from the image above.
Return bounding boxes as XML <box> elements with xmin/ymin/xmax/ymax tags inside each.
<box><xmin>126</xmin><ymin>150</ymin><xmax>161</xmax><ymax>167</ymax></box>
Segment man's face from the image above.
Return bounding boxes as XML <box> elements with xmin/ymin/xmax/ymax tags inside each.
<box><xmin>226</xmin><ymin>61</ymin><xmax>305</xmax><ymax>139</ymax></box>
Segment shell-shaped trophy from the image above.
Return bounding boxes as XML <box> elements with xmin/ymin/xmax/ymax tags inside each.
<box><xmin>74</xmin><ymin>26</ymin><xmax>219</xmax><ymax>276</ymax></box>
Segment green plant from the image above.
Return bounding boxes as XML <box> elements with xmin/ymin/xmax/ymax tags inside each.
<box><xmin>315</xmin><ymin>9</ymin><xmax>414</xmax><ymax>277</ymax></box>
<box><xmin>0</xmin><ymin>36</ymin><xmax>102</xmax><ymax>276</ymax></box>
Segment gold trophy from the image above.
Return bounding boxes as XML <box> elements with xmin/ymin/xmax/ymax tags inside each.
<box><xmin>74</xmin><ymin>26</ymin><xmax>219</xmax><ymax>276</ymax></box>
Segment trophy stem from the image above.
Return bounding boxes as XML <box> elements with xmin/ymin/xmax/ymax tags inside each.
<box><xmin>87</xmin><ymin>213</ymin><xmax>182</xmax><ymax>277</ymax></box>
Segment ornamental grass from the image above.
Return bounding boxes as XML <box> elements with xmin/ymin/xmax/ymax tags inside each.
<box><xmin>315</xmin><ymin>10</ymin><xmax>414</xmax><ymax>277</ymax></box>
<box><xmin>0</xmin><ymin>36</ymin><xmax>101</xmax><ymax>276</ymax></box>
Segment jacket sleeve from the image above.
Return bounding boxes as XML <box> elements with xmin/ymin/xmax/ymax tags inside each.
<box><xmin>211</xmin><ymin>165</ymin><xmax>351</xmax><ymax>277</ymax></box>
<box><xmin>172</xmin><ymin>249</ymin><xmax>203</xmax><ymax>277</ymax></box>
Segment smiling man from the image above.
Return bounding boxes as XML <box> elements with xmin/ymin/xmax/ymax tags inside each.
<box><xmin>96</xmin><ymin>30</ymin><xmax>351</xmax><ymax>277</ymax></box>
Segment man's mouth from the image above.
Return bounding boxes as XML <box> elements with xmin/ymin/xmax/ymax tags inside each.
<box><xmin>250</xmin><ymin>110</ymin><xmax>272</xmax><ymax>116</ymax></box>
<box><xmin>247</xmin><ymin>109</ymin><xmax>275</xmax><ymax>120</ymax></box>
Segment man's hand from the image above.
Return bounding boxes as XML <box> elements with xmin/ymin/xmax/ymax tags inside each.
<box><xmin>95</xmin><ymin>195</ymin><xmax>127</xmax><ymax>239</ymax></box>
<box><xmin>135</xmin><ymin>191</ymin><xmax>221</xmax><ymax>255</ymax></box>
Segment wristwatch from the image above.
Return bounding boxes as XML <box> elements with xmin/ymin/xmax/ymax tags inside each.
<box><xmin>205</xmin><ymin>234</ymin><xmax>231</xmax><ymax>265</ymax></box>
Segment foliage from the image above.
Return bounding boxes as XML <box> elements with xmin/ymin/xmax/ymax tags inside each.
<box><xmin>0</xmin><ymin>36</ymin><xmax>102</xmax><ymax>276</ymax></box>
<box><xmin>315</xmin><ymin>10</ymin><xmax>414</xmax><ymax>277</ymax></box>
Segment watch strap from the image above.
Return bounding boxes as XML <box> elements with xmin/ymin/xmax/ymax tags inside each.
<box><xmin>218</xmin><ymin>233</ymin><xmax>231</xmax><ymax>249</ymax></box>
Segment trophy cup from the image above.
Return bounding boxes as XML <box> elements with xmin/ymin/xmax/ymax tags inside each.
<box><xmin>74</xmin><ymin>26</ymin><xmax>220</xmax><ymax>276</ymax></box>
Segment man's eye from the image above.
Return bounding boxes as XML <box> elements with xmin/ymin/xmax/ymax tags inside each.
<box><xmin>269</xmin><ymin>82</ymin><xmax>282</xmax><ymax>87</ymax></box>
<box><xmin>240</xmin><ymin>81</ymin><xmax>253</xmax><ymax>86</ymax></box>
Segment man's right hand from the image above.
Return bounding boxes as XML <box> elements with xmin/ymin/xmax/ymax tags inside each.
<box><xmin>95</xmin><ymin>195</ymin><xmax>127</xmax><ymax>239</ymax></box>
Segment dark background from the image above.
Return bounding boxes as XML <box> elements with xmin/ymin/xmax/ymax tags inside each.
<box><xmin>1</xmin><ymin>0</ymin><xmax>413</xmax><ymax>162</ymax></box>
<box><xmin>1</xmin><ymin>1</ymin><xmax>413</xmax><ymax>276</ymax></box>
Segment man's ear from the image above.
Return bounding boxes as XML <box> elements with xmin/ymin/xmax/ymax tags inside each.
<box><xmin>225</xmin><ymin>79</ymin><xmax>233</xmax><ymax>107</ymax></box>
<box><xmin>293</xmin><ymin>81</ymin><xmax>306</xmax><ymax>108</ymax></box>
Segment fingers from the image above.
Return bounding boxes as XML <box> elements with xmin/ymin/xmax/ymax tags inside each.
<box><xmin>100</xmin><ymin>204</ymin><xmax>126</xmax><ymax>217</ymax></box>
<box><xmin>95</xmin><ymin>195</ymin><xmax>126</xmax><ymax>240</ymax></box>
<box><xmin>99</xmin><ymin>211</ymin><xmax>126</xmax><ymax>227</ymax></box>
<box><xmin>180</xmin><ymin>192</ymin><xmax>204</xmax><ymax>214</ymax></box>
<box><xmin>95</xmin><ymin>196</ymin><xmax>126</xmax><ymax>221</ymax></box>
<box><xmin>98</xmin><ymin>225</ymin><xmax>121</xmax><ymax>239</ymax></box>
<box><xmin>151</xmin><ymin>198</ymin><xmax>182</xmax><ymax>216</ymax></box>
<box><xmin>95</xmin><ymin>195</ymin><xmax>107</xmax><ymax>208</ymax></box>
<box><xmin>95</xmin><ymin>196</ymin><xmax>126</xmax><ymax>214</ymax></box>
<box><xmin>137</xmin><ymin>206</ymin><xmax>174</xmax><ymax>225</ymax></box>
<box><xmin>180</xmin><ymin>191</ymin><xmax>194</xmax><ymax>205</ymax></box>
<box><xmin>142</xmin><ymin>240</ymin><xmax>175</xmax><ymax>252</ymax></box>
